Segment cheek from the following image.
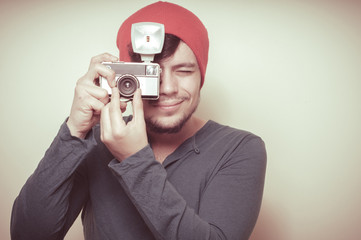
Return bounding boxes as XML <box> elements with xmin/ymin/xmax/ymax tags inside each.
<box><xmin>179</xmin><ymin>75</ymin><xmax>201</xmax><ymax>97</ymax></box>
<box><xmin>192</xmin><ymin>90</ymin><xmax>201</xmax><ymax>105</ymax></box>
<box><xmin>142</xmin><ymin>101</ymin><xmax>152</xmax><ymax>115</ymax></box>
<box><xmin>188</xmin><ymin>85</ymin><xmax>201</xmax><ymax>102</ymax></box>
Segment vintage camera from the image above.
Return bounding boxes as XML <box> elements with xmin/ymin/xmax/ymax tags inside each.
<box><xmin>100</xmin><ymin>22</ymin><xmax>165</xmax><ymax>100</ymax></box>
<box><xmin>101</xmin><ymin>62</ymin><xmax>160</xmax><ymax>100</ymax></box>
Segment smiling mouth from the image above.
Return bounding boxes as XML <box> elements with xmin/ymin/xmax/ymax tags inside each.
<box><xmin>154</xmin><ymin>100</ymin><xmax>183</xmax><ymax>108</ymax></box>
<box><xmin>150</xmin><ymin>96</ymin><xmax>187</xmax><ymax>106</ymax></box>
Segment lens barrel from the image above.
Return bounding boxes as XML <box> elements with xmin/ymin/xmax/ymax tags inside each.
<box><xmin>116</xmin><ymin>74</ymin><xmax>139</xmax><ymax>98</ymax></box>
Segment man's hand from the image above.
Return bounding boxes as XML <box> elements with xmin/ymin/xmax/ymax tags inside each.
<box><xmin>100</xmin><ymin>87</ymin><xmax>148</xmax><ymax>162</ymax></box>
<box><xmin>67</xmin><ymin>53</ymin><xmax>126</xmax><ymax>139</ymax></box>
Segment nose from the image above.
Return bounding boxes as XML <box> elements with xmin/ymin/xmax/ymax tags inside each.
<box><xmin>159</xmin><ymin>68</ymin><xmax>178</xmax><ymax>95</ymax></box>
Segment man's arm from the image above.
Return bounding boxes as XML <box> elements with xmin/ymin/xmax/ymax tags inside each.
<box><xmin>10</xmin><ymin>122</ymin><xmax>94</xmax><ymax>239</ymax></box>
<box><xmin>108</xmin><ymin>136</ymin><xmax>266</xmax><ymax>240</ymax></box>
<box><xmin>11</xmin><ymin>53</ymin><xmax>121</xmax><ymax>239</ymax></box>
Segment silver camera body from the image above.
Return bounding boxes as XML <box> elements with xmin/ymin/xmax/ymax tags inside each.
<box><xmin>100</xmin><ymin>62</ymin><xmax>160</xmax><ymax>100</ymax></box>
<box><xmin>100</xmin><ymin>22</ymin><xmax>165</xmax><ymax>100</ymax></box>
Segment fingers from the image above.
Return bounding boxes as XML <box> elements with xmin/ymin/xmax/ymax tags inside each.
<box><xmin>132</xmin><ymin>89</ymin><xmax>144</xmax><ymax>124</ymax></box>
<box><xmin>100</xmin><ymin>102</ymin><xmax>110</xmax><ymax>142</ymax></box>
<box><xmin>101</xmin><ymin>88</ymin><xmax>142</xmax><ymax>137</ymax></box>
<box><xmin>109</xmin><ymin>87</ymin><xmax>125</xmax><ymax>129</ymax></box>
<box><xmin>100</xmin><ymin>86</ymin><xmax>148</xmax><ymax>161</ymax></box>
<box><xmin>106</xmin><ymin>85</ymin><xmax>127</xmax><ymax>113</ymax></box>
<box><xmin>90</xmin><ymin>54</ymin><xmax>118</xmax><ymax>88</ymax></box>
<box><xmin>82</xmin><ymin>84</ymin><xmax>110</xmax><ymax>105</ymax></box>
<box><xmin>80</xmin><ymin>53</ymin><xmax>119</xmax><ymax>87</ymax></box>
<box><xmin>87</xmin><ymin>95</ymin><xmax>107</xmax><ymax>115</ymax></box>
<box><xmin>89</xmin><ymin>53</ymin><xmax>118</xmax><ymax>69</ymax></box>
<box><xmin>89</xmin><ymin>53</ymin><xmax>118</xmax><ymax>82</ymax></box>
<box><xmin>68</xmin><ymin>53</ymin><xmax>119</xmax><ymax>139</ymax></box>
<box><xmin>100</xmin><ymin>87</ymin><xmax>126</xmax><ymax>142</ymax></box>
<box><xmin>85</xmin><ymin>63</ymin><xmax>116</xmax><ymax>88</ymax></box>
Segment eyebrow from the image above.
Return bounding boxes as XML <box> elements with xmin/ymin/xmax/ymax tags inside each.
<box><xmin>171</xmin><ymin>63</ymin><xmax>198</xmax><ymax>70</ymax></box>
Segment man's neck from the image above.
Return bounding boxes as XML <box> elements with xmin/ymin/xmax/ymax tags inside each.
<box><xmin>147</xmin><ymin>116</ymin><xmax>207</xmax><ymax>163</ymax></box>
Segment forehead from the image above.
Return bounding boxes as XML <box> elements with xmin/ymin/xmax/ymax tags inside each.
<box><xmin>160</xmin><ymin>41</ymin><xmax>199</xmax><ymax>67</ymax></box>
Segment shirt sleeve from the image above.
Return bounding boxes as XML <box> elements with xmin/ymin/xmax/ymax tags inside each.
<box><xmin>108</xmin><ymin>136</ymin><xmax>267</xmax><ymax>240</ymax></box>
<box><xmin>10</xmin><ymin>121</ymin><xmax>96</xmax><ymax>240</ymax></box>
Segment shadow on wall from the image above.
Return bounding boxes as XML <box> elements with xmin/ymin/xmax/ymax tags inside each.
<box><xmin>250</xmin><ymin>201</ymin><xmax>287</xmax><ymax>240</ymax></box>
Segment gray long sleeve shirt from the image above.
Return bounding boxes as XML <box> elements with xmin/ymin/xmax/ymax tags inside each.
<box><xmin>11</xmin><ymin>119</ymin><xmax>267</xmax><ymax>240</ymax></box>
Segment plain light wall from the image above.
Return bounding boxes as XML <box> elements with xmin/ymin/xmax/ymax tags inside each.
<box><xmin>1</xmin><ymin>0</ymin><xmax>360</xmax><ymax>239</ymax></box>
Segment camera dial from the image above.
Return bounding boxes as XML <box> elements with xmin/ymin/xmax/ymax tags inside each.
<box><xmin>116</xmin><ymin>74</ymin><xmax>139</xmax><ymax>98</ymax></box>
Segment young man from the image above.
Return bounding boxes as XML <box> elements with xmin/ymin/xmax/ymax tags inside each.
<box><xmin>11</xmin><ymin>2</ymin><xmax>266</xmax><ymax>240</ymax></box>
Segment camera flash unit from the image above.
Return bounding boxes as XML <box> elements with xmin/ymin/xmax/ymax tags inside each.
<box><xmin>131</xmin><ymin>22</ymin><xmax>165</xmax><ymax>63</ymax></box>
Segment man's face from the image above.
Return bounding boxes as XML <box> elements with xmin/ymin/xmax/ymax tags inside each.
<box><xmin>143</xmin><ymin>41</ymin><xmax>202</xmax><ymax>134</ymax></box>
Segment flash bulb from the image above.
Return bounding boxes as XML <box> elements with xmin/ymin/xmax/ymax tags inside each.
<box><xmin>131</xmin><ymin>22</ymin><xmax>165</xmax><ymax>63</ymax></box>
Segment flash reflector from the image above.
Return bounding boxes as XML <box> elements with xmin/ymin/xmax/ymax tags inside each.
<box><xmin>131</xmin><ymin>22</ymin><xmax>165</xmax><ymax>62</ymax></box>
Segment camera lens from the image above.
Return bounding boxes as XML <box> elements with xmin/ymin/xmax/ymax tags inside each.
<box><xmin>116</xmin><ymin>75</ymin><xmax>139</xmax><ymax>98</ymax></box>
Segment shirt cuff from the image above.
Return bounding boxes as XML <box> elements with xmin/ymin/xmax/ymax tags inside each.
<box><xmin>56</xmin><ymin>119</ymin><xmax>98</xmax><ymax>151</ymax></box>
<box><xmin>108</xmin><ymin>144</ymin><xmax>158</xmax><ymax>175</ymax></box>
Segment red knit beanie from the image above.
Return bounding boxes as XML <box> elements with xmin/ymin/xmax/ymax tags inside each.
<box><xmin>116</xmin><ymin>1</ymin><xmax>209</xmax><ymax>87</ymax></box>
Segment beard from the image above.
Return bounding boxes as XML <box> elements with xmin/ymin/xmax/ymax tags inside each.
<box><xmin>145</xmin><ymin>98</ymin><xmax>199</xmax><ymax>134</ymax></box>
<box><xmin>145</xmin><ymin>111</ymin><xmax>192</xmax><ymax>134</ymax></box>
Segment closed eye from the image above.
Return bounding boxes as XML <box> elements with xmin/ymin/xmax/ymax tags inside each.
<box><xmin>178</xmin><ymin>69</ymin><xmax>193</xmax><ymax>73</ymax></box>
<box><xmin>176</xmin><ymin>69</ymin><xmax>194</xmax><ymax>76</ymax></box>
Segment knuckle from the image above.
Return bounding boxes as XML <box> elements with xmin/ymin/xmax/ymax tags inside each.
<box><xmin>103</xmin><ymin>52</ymin><xmax>111</xmax><ymax>58</ymax></box>
<box><xmin>102</xmin><ymin>65</ymin><xmax>115</xmax><ymax>78</ymax></box>
<box><xmin>113</xmin><ymin>128</ymin><xmax>126</xmax><ymax>139</ymax></box>
<box><xmin>76</xmin><ymin>74</ymin><xmax>86</xmax><ymax>85</ymax></box>
<box><xmin>90</xmin><ymin>56</ymin><xmax>99</xmax><ymax>64</ymax></box>
<box><xmin>99</xmin><ymin>88</ymin><xmax>109</xmax><ymax>98</ymax></box>
<box><xmin>75</xmin><ymin>80</ymin><xmax>83</xmax><ymax>89</ymax></box>
<box><xmin>74</xmin><ymin>82</ymin><xmax>86</xmax><ymax>95</ymax></box>
<box><xmin>109</xmin><ymin>70</ymin><xmax>116</xmax><ymax>80</ymax></box>
<box><xmin>74</xmin><ymin>85</ymin><xmax>82</xmax><ymax>97</ymax></box>
<box><xmin>74</xmin><ymin>88</ymin><xmax>91</xmax><ymax>103</ymax></box>
<box><xmin>82</xmin><ymin>94</ymin><xmax>92</xmax><ymax>102</ymax></box>
<box><xmin>93</xmin><ymin>62</ymin><xmax>102</xmax><ymax>72</ymax></box>
<box><xmin>77</xmin><ymin>72</ymin><xmax>94</xmax><ymax>86</ymax></box>
<box><xmin>90</xmin><ymin>53</ymin><xmax>110</xmax><ymax>65</ymax></box>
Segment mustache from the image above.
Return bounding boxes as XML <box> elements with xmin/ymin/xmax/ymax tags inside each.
<box><xmin>146</xmin><ymin>96</ymin><xmax>188</xmax><ymax>107</ymax></box>
<box><xmin>153</xmin><ymin>95</ymin><xmax>189</xmax><ymax>103</ymax></box>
